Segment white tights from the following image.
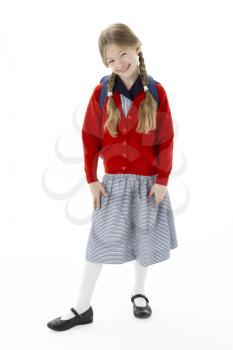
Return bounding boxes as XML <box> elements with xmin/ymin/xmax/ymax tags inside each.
<box><xmin>61</xmin><ymin>259</ymin><xmax>148</xmax><ymax>320</ymax></box>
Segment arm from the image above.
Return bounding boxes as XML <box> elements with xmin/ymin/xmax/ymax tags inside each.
<box><xmin>81</xmin><ymin>84</ymin><xmax>103</xmax><ymax>184</ymax></box>
<box><xmin>153</xmin><ymin>83</ymin><xmax>175</xmax><ymax>186</ymax></box>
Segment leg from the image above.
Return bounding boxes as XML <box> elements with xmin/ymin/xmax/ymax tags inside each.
<box><xmin>61</xmin><ymin>260</ymin><xmax>103</xmax><ymax>320</ymax></box>
<box><xmin>132</xmin><ymin>259</ymin><xmax>148</xmax><ymax>307</ymax></box>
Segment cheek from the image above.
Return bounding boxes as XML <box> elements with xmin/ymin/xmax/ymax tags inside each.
<box><xmin>108</xmin><ymin>61</ymin><xmax>116</xmax><ymax>69</ymax></box>
<box><xmin>122</xmin><ymin>57</ymin><xmax>130</xmax><ymax>65</ymax></box>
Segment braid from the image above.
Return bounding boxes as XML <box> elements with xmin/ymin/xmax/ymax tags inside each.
<box><xmin>104</xmin><ymin>72</ymin><xmax>121</xmax><ymax>137</ymax></box>
<box><xmin>107</xmin><ymin>72</ymin><xmax>117</xmax><ymax>92</ymax></box>
<box><xmin>136</xmin><ymin>50</ymin><xmax>158</xmax><ymax>134</ymax></box>
<box><xmin>138</xmin><ymin>51</ymin><xmax>148</xmax><ymax>87</ymax></box>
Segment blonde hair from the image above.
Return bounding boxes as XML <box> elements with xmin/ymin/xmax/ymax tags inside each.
<box><xmin>98</xmin><ymin>23</ymin><xmax>158</xmax><ymax>137</ymax></box>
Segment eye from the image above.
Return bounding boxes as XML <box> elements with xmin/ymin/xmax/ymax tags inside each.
<box><xmin>108</xmin><ymin>53</ymin><xmax>126</xmax><ymax>64</ymax></box>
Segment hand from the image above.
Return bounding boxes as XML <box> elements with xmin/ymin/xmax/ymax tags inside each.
<box><xmin>89</xmin><ymin>181</ymin><xmax>109</xmax><ymax>210</ymax></box>
<box><xmin>148</xmin><ymin>183</ymin><xmax>167</xmax><ymax>205</ymax></box>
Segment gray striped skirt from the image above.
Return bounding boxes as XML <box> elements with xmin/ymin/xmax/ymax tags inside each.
<box><xmin>85</xmin><ymin>173</ymin><xmax>178</xmax><ymax>267</ymax></box>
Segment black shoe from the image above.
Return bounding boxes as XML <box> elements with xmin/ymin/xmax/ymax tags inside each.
<box><xmin>47</xmin><ymin>306</ymin><xmax>93</xmax><ymax>331</ymax></box>
<box><xmin>131</xmin><ymin>294</ymin><xmax>152</xmax><ymax>318</ymax></box>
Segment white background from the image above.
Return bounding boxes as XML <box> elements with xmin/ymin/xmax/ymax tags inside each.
<box><xmin>1</xmin><ymin>0</ymin><xmax>233</xmax><ymax>348</ymax></box>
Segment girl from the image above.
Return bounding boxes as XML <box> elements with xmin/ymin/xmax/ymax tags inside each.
<box><xmin>47</xmin><ymin>22</ymin><xmax>178</xmax><ymax>331</ymax></box>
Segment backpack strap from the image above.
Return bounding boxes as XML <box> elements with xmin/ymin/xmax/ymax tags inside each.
<box><xmin>147</xmin><ymin>74</ymin><xmax>160</xmax><ymax>107</ymax></box>
<box><xmin>99</xmin><ymin>74</ymin><xmax>160</xmax><ymax>111</ymax></box>
<box><xmin>99</xmin><ymin>75</ymin><xmax>110</xmax><ymax>111</ymax></box>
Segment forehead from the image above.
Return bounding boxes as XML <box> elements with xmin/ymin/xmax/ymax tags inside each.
<box><xmin>105</xmin><ymin>44</ymin><xmax>129</xmax><ymax>60</ymax></box>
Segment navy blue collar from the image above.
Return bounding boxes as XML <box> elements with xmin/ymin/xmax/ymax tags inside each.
<box><xmin>113</xmin><ymin>74</ymin><xmax>144</xmax><ymax>101</ymax></box>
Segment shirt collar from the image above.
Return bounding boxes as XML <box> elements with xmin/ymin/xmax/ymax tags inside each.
<box><xmin>113</xmin><ymin>74</ymin><xmax>144</xmax><ymax>101</ymax></box>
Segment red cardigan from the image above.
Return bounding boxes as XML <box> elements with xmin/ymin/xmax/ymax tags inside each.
<box><xmin>81</xmin><ymin>81</ymin><xmax>174</xmax><ymax>186</ymax></box>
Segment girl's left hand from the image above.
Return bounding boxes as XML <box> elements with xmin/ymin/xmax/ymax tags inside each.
<box><xmin>148</xmin><ymin>183</ymin><xmax>167</xmax><ymax>205</ymax></box>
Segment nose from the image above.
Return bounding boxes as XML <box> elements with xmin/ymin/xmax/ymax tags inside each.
<box><xmin>116</xmin><ymin>58</ymin><xmax>128</xmax><ymax>71</ymax></box>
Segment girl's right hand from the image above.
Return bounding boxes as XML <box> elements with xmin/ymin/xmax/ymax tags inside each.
<box><xmin>89</xmin><ymin>181</ymin><xmax>109</xmax><ymax>210</ymax></box>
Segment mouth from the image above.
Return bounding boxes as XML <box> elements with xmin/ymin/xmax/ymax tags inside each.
<box><xmin>118</xmin><ymin>64</ymin><xmax>130</xmax><ymax>73</ymax></box>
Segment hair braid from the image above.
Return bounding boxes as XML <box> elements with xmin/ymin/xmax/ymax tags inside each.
<box><xmin>104</xmin><ymin>72</ymin><xmax>121</xmax><ymax>137</ymax></box>
<box><xmin>137</xmin><ymin>50</ymin><xmax>158</xmax><ymax>134</ymax></box>
<box><xmin>138</xmin><ymin>51</ymin><xmax>148</xmax><ymax>86</ymax></box>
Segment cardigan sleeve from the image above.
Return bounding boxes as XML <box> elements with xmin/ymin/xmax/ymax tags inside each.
<box><xmin>153</xmin><ymin>83</ymin><xmax>174</xmax><ymax>186</ymax></box>
<box><xmin>81</xmin><ymin>84</ymin><xmax>103</xmax><ymax>184</ymax></box>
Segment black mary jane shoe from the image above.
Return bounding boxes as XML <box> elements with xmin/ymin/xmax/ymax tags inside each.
<box><xmin>47</xmin><ymin>306</ymin><xmax>93</xmax><ymax>331</ymax></box>
<box><xmin>131</xmin><ymin>294</ymin><xmax>152</xmax><ymax>318</ymax></box>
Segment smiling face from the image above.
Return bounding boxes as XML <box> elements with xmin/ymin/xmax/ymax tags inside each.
<box><xmin>105</xmin><ymin>43</ymin><xmax>140</xmax><ymax>84</ymax></box>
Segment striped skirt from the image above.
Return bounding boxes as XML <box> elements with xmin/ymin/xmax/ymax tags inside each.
<box><xmin>85</xmin><ymin>173</ymin><xmax>178</xmax><ymax>267</ymax></box>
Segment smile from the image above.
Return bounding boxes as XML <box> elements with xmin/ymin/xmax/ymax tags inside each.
<box><xmin>118</xmin><ymin>64</ymin><xmax>130</xmax><ymax>73</ymax></box>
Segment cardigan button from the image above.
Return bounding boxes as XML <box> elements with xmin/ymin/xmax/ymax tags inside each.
<box><xmin>122</xmin><ymin>128</ymin><xmax>127</xmax><ymax>133</ymax></box>
<box><xmin>123</xmin><ymin>141</ymin><xmax>127</xmax><ymax>145</ymax></box>
<box><xmin>122</xmin><ymin>166</ymin><xmax>126</xmax><ymax>170</ymax></box>
<box><xmin>123</xmin><ymin>153</ymin><xmax>127</xmax><ymax>157</ymax></box>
